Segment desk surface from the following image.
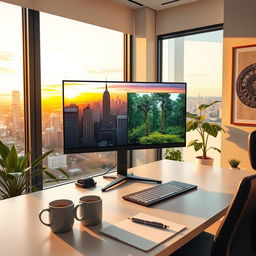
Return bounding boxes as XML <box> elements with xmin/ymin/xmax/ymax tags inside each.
<box><xmin>0</xmin><ymin>160</ymin><xmax>252</xmax><ymax>256</ymax></box>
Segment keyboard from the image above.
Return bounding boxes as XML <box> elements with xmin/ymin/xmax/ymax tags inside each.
<box><xmin>122</xmin><ymin>180</ymin><xmax>197</xmax><ymax>206</ymax></box>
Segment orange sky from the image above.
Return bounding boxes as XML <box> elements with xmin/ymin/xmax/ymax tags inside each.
<box><xmin>63</xmin><ymin>81</ymin><xmax>185</xmax><ymax>106</ymax></box>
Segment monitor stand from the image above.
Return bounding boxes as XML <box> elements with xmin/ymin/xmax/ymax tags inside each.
<box><xmin>101</xmin><ymin>149</ymin><xmax>162</xmax><ymax>192</ymax></box>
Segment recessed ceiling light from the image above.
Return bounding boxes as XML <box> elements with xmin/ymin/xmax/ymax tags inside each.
<box><xmin>127</xmin><ymin>0</ymin><xmax>144</xmax><ymax>7</ymax></box>
<box><xmin>161</xmin><ymin>0</ymin><xmax>180</xmax><ymax>6</ymax></box>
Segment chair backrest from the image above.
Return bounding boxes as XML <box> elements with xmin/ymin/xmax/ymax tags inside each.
<box><xmin>249</xmin><ymin>131</ymin><xmax>256</xmax><ymax>170</ymax></box>
<box><xmin>211</xmin><ymin>175</ymin><xmax>256</xmax><ymax>256</ymax></box>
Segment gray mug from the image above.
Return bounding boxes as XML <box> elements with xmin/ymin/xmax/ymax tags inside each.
<box><xmin>74</xmin><ymin>195</ymin><xmax>102</xmax><ymax>226</ymax></box>
<box><xmin>39</xmin><ymin>199</ymin><xmax>74</xmax><ymax>233</ymax></box>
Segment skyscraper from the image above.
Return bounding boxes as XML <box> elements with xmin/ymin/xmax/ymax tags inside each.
<box><xmin>47</xmin><ymin>153</ymin><xmax>67</xmax><ymax>169</ymax></box>
<box><xmin>102</xmin><ymin>82</ymin><xmax>111</xmax><ymax>128</ymax></box>
<box><xmin>82</xmin><ymin>106</ymin><xmax>94</xmax><ymax>146</ymax></box>
<box><xmin>64</xmin><ymin>104</ymin><xmax>80</xmax><ymax>148</ymax></box>
<box><xmin>50</xmin><ymin>113</ymin><xmax>62</xmax><ymax>129</ymax></box>
<box><xmin>117</xmin><ymin>115</ymin><xmax>127</xmax><ymax>145</ymax></box>
<box><xmin>12</xmin><ymin>91</ymin><xmax>21</xmax><ymax>135</ymax></box>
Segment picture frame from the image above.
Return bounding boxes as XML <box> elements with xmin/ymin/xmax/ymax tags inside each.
<box><xmin>231</xmin><ymin>44</ymin><xmax>256</xmax><ymax>126</ymax></box>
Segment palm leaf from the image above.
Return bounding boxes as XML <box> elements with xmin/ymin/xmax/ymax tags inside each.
<box><xmin>0</xmin><ymin>140</ymin><xmax>10</xmax><ymax>161</ymax></box>
<box><xmin>31</xmin><ymin>150</ymin><xmax>54</xmax><ymax>169</ymax></box>
<box><xmin>0</xmin><ymin>158</ymin><xmax>7</xmax><ymax>169</ymax></box>
<box><xmin>19</xmin><ymin>152</ymin><xmax>31</xmax><ymax>172</ymax></box>
<box><xmin>6</xmin><ymin>145</ymin><xmax>19</xmax><ymax>171</ymax></box>
<box><xmin>0</xmin><ymin>172</ymin><xmax>13</xmax><ymax>192</ymax></box>
<box><xmin>55</xmin><ymin>168</ymin><xmax>69</xmax><ymax>178</ymax></box>
<box><xmin>44</xmin><ymin>170</ymin><xmax>59</xmax><ymax>180</ymax></box>
<box><xmin>29</xmin><ymin>185</ymin><xmax>40</xmax><ymax>192</ymax></box>
<box><xmin>0</xmin><ymin>187</ymin><xmax>10</xmax><ymax>199</ymax></box>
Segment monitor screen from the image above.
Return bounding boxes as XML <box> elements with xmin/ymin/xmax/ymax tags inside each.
<box><xmin>63</xmin><ymin>80</ymin><xmax>186</xmax><ymax>154</ymax></box>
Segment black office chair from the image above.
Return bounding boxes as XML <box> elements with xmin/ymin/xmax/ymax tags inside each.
<box><xmin>171</xmin><ymin>174</ymin><xmax>256</xmax><ymax>256</ymax></box>
<box><xmin>249</xmin><ymin>130</ymin><xmax>256</xmax><ymax>170</ymax></box>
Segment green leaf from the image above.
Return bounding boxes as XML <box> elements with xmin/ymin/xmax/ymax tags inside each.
<box><xmin>31</xmin><ymin>150</ymin><xmax>54</xmax><ymax>169</ymax></box>
<box><xmin>44</xmin><ymin>170</ymin><xmax>58</xmax><ymax>180</ymax></box>
<box><xmin>0</xmin><ymin>158</ymin><xmax>7</xmax><ymax>169</ymax></box>
<box><xmin>6</xmin><ymin>145</ymin><xmax>19</xmax><ymax>171</ymax></box>
<box><xmin>0</xmin><ymin>170</ymin><xmax>15</xmax><ymax>182</ymax></box>
<box><xmin>194</xmin><ymin>142</ymin><xmax>203</xmax><ymax>151</ymax></box>
<box><xmin>187</xmin><ymin>140</ymin><xmax>198</xmax><ymax>147</ymax></box>
<box><xmin>30</xmin><ymin>185</ymin><xmax>40</xmax><ymax>192</ymax></box>
<box><xmin>186</xmin><ymin>120</ymin><xmax>198</xmax><ymax>132</ymax></box>
<box><xmin>55</xmin><ymin>168</ymin><xmax>69</xmax><ymax>178</ymax></box>
<box><xmin>0</xmin><ymin>140</ymin><xmax>10</xmax><ymax>161</ymax></box>
<box><xmin>19</xmin><ymin>152</ymin><xmax>31</xmax><ymax>172</ymax></box>
<box><xmin>199</xmin><ymin>115</ymin><xmax>206</xmax><ymax>123</ymax></box>
<box><xmin>186</xmin><ymin>112</ymin><xmax>198</xmax><ymax>119</ymax></box>
<box><xmin>202</xmin><ymin>123</ymin><xmax>219</xmax><ymax>137</ymax></box>
<box><xmin>198</xmin><ymin>101</ymin><xmax>220</xmax><ymax>111</ymax></box>
<box><xmin>210</xmin><ymin>147</ymin><xmax>221</xmax><ymax>153</ymax></box>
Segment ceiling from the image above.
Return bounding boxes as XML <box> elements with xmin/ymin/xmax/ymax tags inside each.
<box><xmin>113</xmin><ymin>0</ymin><xmax>198</xmax><ymax>11</ymax></box>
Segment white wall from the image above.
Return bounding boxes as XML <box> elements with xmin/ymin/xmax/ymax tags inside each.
<box><xmin>156</xmin><ymin>0</ymin><xmax>223</xmax><ymax>35</ymax></box>
<box><xmin>221</xmin><ymin>0</ymin><xmax>256</xmax><ymax>172</ymax></box>
<box><xmin>0</xmin><ymin>0</ymin><xmax>134</xmax><ymax>34</ymax></box>
<box><xmin>132</xmin><ymin>7</ymin><xmax>157</xmax><ymax>166</ymax></box>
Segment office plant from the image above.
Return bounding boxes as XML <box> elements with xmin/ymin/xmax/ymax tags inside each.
<box><xmin>164</xmin><ymin>148</ymin><xmax>183</xmax><ymax>161</ymax></box>
<box><xmin>0</xmin><ymin>140</ymin><xmax>69</xmax><ymax>199</ymax></box>
<box><xmin>228</xmin><ymin>158</ymin><xmax>240</xmax><ymax>170</ymax></box>
<box><xmin>186</xmin><ymin>101</ymin><xmax>224</xmax><ymax>165</ymax></box>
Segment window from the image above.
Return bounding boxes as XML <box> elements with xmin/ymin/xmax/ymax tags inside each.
<box><xmin>160</xmin><ymin>27</ymin><xmax>223</xmax><ymax>165</ymax></box>
<box><xmin>0</xmin><ymin>2</ymin><xmax>24</xmax><ymax>154</ymax></box>
<box><xmin>40</xmin><ymin>13</ymin><xmax>124</xmax><ymax>185</ymax></box>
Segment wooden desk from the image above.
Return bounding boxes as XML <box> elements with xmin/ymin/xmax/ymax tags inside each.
<box><xmin>0</xmin><ymin>160</ymin><xmax>252</xmax><ymax>256</ymax></box>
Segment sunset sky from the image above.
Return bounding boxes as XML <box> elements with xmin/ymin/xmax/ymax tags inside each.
<box><xmin>63</xmin><ymin>82</ymin><xmax>185</xmax><ymax>106</ymax></box>
<box><xmin>0</xmin><ymin>1</ymin><xmax>223</xmax><ymax>107</ymax></box>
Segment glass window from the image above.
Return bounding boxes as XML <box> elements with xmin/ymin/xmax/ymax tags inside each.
<box><xmin>0</xmin><ymin>2</ymin><xmax>24</xmax><ymax>154</ymax></box>
<box><xmin>161</xmin><ymin>29</ymin><xmax>223</xmax><ymax>165</ymax></box>
<box><xmin>40</xmin><ymin>13</ymin><xmax>124</xmax><ymax>186</ymax></box>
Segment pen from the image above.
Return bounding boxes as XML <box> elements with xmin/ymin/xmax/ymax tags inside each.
<box><xmin>128</xmin><ymin>217</ymin><xmax>169</xmax><ymax>229</ymax></box>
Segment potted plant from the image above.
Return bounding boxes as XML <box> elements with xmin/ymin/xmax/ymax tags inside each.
<box><xmin>0</xmin><ymin>140</ymin><xmax>69</xmax><ymax>199</ymax></box>
<box><xmin>228</xmin><ymin>158</ymin><xmax>240</xmax><ymax>170</ymax></box>
<box><xmin>186</xmin><ymin>101</ymin><xmax>224</xmax><ymax>165</ymax></box>
<box><xmin>164</xmin><ymin>148</ymin><xmax>183</xmax><ymax>162</ymax></box>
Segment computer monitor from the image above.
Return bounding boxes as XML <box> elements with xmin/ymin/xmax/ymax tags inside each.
<box><xmin>63</xmin><ymin>80</ymin><xmax>186</xmax><ymax>191</ymax></box>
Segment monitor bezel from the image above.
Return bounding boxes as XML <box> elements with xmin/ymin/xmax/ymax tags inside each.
<box><xmin>62</xmin><ymin>80</ymin><xmax>187</xmax><ymax>154</ymax></box>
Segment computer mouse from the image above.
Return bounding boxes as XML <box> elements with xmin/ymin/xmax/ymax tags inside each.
<box><xmin>76</xmin><ymin>178</ymin><xmax>97</xmax><ymax>188</ymax></box>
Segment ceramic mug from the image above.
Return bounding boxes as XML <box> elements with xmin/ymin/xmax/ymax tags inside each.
<box><xmin>74</xmin><ymin>195</ymin><xmax>102</xmax><ymax>226</ymax></box>
<box><xmin>39</xmin><ymin>199</ymin><xmax>74</xmax><ymax>233</ymax></box>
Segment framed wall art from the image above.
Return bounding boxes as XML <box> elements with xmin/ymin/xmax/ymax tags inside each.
<box><xmin>231</xmin><ymin>44</ymin><xmax>256</xmax><ymax>126</ymax></box>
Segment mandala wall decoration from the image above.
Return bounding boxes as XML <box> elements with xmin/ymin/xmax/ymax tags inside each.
<box><xmin>231</xmin><ymin>45</ymin><xmax>256</xmax><ymax>125</ymax></box>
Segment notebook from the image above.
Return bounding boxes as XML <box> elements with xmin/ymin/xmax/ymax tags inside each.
<box><xmin>100</xmin><ymin>213</ymin><xmax>186</xmax><ymax>251</ymax></box>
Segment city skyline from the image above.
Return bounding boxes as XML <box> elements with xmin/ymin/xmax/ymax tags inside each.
<box><xmin>64</xmin><ymin>82</ymin><xmax>127</xmax><ymax>149</ymax></box>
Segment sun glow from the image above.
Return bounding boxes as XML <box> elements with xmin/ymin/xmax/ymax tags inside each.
<box><xmin>64</xmin><ymin>88</ymin><xmax>79</xmax><ymax>99</ymax></box>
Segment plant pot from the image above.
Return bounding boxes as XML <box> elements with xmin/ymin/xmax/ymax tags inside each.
<box><xmin>229</xmin><ymin>167</ymin><xmax>240</xmax><ymax>171</ymax></box>
<box><xmin>195</xmin><ymin>156</ymin><xmax>214</xmax><ymax>166</ymax></box>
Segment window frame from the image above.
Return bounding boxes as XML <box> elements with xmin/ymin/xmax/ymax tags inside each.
<box><xmin>156</xmin><ymin>24</ymin><xmax>224</xmax><ymax>160</ymax></box>
<box><xmin>157</xmin><ymin>24</ymin><xmax>223</xmax><ymax>83</ymax></box>
<box><xmin>20</xmin><ymin>9</ymin><xmax>131</xmax><ymax>189</ymax></box>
